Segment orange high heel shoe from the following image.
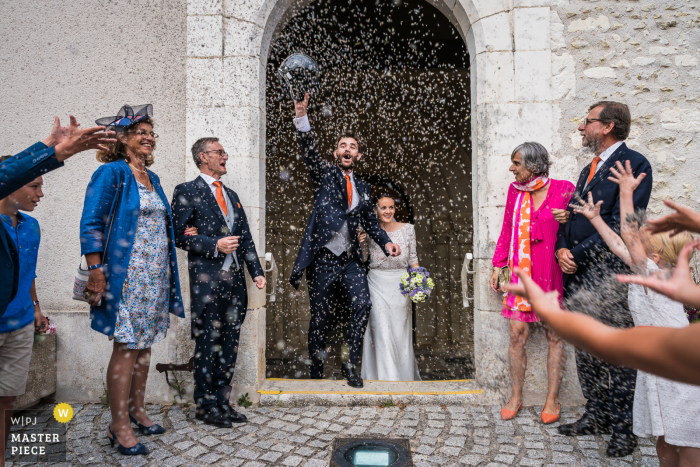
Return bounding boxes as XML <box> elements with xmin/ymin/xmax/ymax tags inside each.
<box><xmin>500</xmin><ymin>402</ymin><xmax>523</xmax><ymax>421</ymax></box>
<box><xmin>541</xmin><ymin>403</ymin><xmax>561</xmax><ymax>424</ymax></box>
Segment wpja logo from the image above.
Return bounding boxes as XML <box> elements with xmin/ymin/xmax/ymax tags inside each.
<box><xmin>5</xmin><ymin>405</ymin><xmax>70</xmax><ymax>463</ymax></box>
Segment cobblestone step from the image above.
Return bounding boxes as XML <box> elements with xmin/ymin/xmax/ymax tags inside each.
<box><xmin>258</xmin><ymin>378</ymin><xmax>488</xmax><ymax>406</ymax></box>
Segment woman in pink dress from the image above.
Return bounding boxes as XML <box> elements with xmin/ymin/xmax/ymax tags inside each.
<box><xmin>489</xmin><ymin>142</ymin><xmax>574</xmax><ymax>424</ymax></box>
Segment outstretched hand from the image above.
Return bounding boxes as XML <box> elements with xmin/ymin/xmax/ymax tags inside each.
<box><xmin>53</xmin><ymin>115</ymin><xmax>116</xmax><ymax>162</ymax></box>
<box><xmin>617</xmin><ymin>238</ymin><xmax>700</xmax><ymax>309</ymax></box>
<box><xmin>504</xmin><ymin>268</ymin><xmax>563</xmax><ymax>323</ymax></box>
<box><xmin>386</xmin><ymin>242</ymin><xmax>401</xmax><ymax>257</ymax></box>
<box><xmin>41</xmin><ymin>116</ymin><xmax>69</xmax><ymax>148</ymax></box>
<box><xmin>646</xmin><ymin>199</ymin><xmax>700</xmax><ymax>236</ymax></box>
<box><xmin>295</xmin><ymin>93</ymin><xmax>310</xmax><ymax>118</ymax></box>
<box><xmin>608</xmin><ymin>160</ymin><xmax>646</xmax><ymax>192</ymax></box>
<box><xmin>571</xmin><ymin>192</ymin><xmax>603</xmax><ymax>221</ymax></box>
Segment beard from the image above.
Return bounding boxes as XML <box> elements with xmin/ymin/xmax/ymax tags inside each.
<box><xmin>582</xmin><ymin>133</ymin><xmax>603</xmax><ymax>154</ymax></box>
<box><xmin>336</xmin><ymin>154</ymin><xmax>355</xmax><ymax>170</ymax></box>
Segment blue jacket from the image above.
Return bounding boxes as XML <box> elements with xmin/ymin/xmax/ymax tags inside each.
<box><xmin>555</xmin><ymin>143</ymin><xmax>653</xmax><ymax>285</ymax></box>
<box><xmin>0</xmin><ymin>142</ymin><xmax>63</xmax><ymax>318</ymax></box>
<box><xmin>79</xmin><ymin>159</ymin><xmax>184</xmax><ymax>336</ymax></box>
<box><xmin>289</xmin><ymin>131</ymin><xmax>391</xmax><ymax>289</ymax></box>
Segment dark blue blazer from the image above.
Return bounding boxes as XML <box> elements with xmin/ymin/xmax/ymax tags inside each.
<box><xmin>171</xmin><ymin>176</ymin><xmax>264</xmax><ymax>319</ymax></box>
<box><xmin>80</xmin><ymin>160</ymin><xmax>184</xmax><ymax>336</ymax></box>
<box><xmin>555</xmin><ymin>143</ymin><xmax>653</xmax><ymax>286</ymax></box>
<box><xmin>290</xmin><ymin>131</ymin><xmax>391</xmax><ymax>289</ymax></box>
<box><xmin>0</xmin><ymin>142</ymin><xmax>64</xmax><ymax>318</ymax></box>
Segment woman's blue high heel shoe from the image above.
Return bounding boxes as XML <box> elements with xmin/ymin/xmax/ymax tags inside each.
<box><xmin>107</xmin><ymin>426</ymin><xmax>150</xmax><ymax>456</ymax></box>
<box><xmin>129</xmin><ymin>414</ymin><xmax>166</xmax><ymax>435</ymax></box>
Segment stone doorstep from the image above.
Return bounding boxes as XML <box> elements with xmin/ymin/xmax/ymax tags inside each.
<box><xmin>257</xmin><ymin>378</ymin><xmax>498</xmax><ymax>407</ymax></box>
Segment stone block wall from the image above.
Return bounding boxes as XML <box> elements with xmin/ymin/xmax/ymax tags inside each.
<box><xmin>549</xmin><ymin>0</ymin><xmax>700</xmax><ymax>211</ymax></box>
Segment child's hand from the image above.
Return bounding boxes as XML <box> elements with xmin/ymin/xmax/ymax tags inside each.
<box><xmin>609</xmin><ymin>160</ymin><xmax>646</xmax><ymax>192</ymax></box>
<box><xmin>572</xmin><ymin>192</ymin><xmax>603</xmax><ymax>220</ymax></box>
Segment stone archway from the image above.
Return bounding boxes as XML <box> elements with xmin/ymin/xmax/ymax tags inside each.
<box><xmin>186</xmin><ymin>0</ymin><xmax>582</xmax><ymax>404</ymax></box>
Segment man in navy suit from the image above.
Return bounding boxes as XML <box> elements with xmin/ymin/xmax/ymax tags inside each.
<box><xmin>0</xmin><ymin>116</ymin><xmax>114</xmax><ymax>318</ymax></box>
<box><xmin>290</xmin><ymin>94</ymin><xmax>401</xmax><ymax>387</ymax></box>
<box><xmin>172</xmin><ymin>138</ymin><xmax>266</xmax><ymax>427</ymax></box>
<box><xmin>555</xmin><ymin>102</ymin><xmax>652</xmax><ymax>457</ymax></box>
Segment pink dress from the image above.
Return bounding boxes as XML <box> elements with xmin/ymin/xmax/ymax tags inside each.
<box><xmin>492</xmin><ymin>179</ymin><xmax>575</xmax><ymax>322</ymax></box>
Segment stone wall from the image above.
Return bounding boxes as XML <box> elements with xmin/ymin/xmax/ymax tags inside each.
<box><xmin>0</xmin><ymin>0</ymin><xmax>188</xmax><ymax>403</ymax></box>
<box><xmin>550</xmin><ymin>0</ymin><xmax>700</xmax><ymax>211</ymax></box>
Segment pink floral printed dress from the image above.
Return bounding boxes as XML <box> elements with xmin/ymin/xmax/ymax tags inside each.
<box><xmin>113</xmin><ymin>182</ymin><xmax>171</xmax><ymax>349</ymax></box>
<box><xmin>492</xmin><ymin>179</ymin><xmax>574</xmax><ymax>322</ymax></box>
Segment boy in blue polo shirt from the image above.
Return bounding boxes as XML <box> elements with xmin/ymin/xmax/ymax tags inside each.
<box><xmin>0</xmin><ymin>155</ymin><xmax>48</xmax><ymax>464</ymax></box>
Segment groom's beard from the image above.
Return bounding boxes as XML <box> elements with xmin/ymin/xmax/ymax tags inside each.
<box><xmin>336</xmin><ymin>154</ymin><xmax>355</xmax><ymax>171</ymax></box>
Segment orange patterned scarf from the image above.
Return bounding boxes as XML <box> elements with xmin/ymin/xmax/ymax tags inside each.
<box><xmin>503</xmin><ymin>176</ymin><xmax>549</xmax><ymax>313</ymax></box>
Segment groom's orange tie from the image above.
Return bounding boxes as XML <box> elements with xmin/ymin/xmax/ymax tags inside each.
<box><xmin>587</xmin><ymin>156</ymin><xmax>601</xmax><ymax>185</ymax></box>
<box><xmin>213</xmin><ymin>181</ymin><xmax>228</xmax><ymax>216</ymax></box>
<box><xmin>345</xmin><ymin>175</ymin><xmax>353</xmax><ymax>207</ymax></box>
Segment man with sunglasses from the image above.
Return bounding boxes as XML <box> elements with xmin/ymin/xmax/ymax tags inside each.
<box><xmin>171</xmin><ymin>138</ymin><xmax>266</xmax><ymax>428</ymax></box>
<box><xmin>555</xmin><ymin>101</ymin><xmax>652</xmax><ymax>457</ymax></box>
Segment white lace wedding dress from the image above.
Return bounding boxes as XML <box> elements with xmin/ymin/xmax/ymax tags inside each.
<box><xmin>628</xmin><ymin>259</ymin><xmax>700</xmax><ymax>447</ymax></box>
<box><xmin>361</xmin><ymin>223</ymin><xmax>421</xmax><ymax>381</ymax></box>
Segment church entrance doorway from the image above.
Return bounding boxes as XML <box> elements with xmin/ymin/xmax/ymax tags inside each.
<box><xmin>264</xmin><ymin>0</ymin><xmax>473</xmax><ymax>381</ymax></box>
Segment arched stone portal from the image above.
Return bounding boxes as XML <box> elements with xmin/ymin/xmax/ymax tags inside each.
<box><xmin>264</xmin><ymin>0</ymin><xmax>473</xmax><ymax>381</ymax></box>
<box><xmin>186</xmin><ymin>0</ymin><xmax>583</xmax><ymax>403</ymax></box>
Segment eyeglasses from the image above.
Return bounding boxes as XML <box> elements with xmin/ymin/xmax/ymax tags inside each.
<box><xmin>202</xmin><ymin>150</ymin><xmax>228</xmax><ymax>158</ymax></box>
<box><xmin>582</xmin><ymin>117</ymin><xmax>603</xmax><ymax>127</ymax></box>
<box><xmin>132</xmin><ymin>130</ymin><xmax>159</xmax><ymax>139</ymax></box>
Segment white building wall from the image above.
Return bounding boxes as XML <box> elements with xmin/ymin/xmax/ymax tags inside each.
<box><xmin>0</xmin><ymin>0</ymin><xmax>187</xmax><ymax>402</ymax></box>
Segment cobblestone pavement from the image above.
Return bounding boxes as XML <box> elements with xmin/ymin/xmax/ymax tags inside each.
<box><xmin>8</xmin><ymin>403</ymin><xmax>659</xmax><ymax>467</ymax></box>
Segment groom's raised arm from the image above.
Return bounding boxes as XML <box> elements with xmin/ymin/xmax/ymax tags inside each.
<box><xmin>293</xmin><ymin>94</ymin><xmax>325</xmax><ymax>189</ymax></box>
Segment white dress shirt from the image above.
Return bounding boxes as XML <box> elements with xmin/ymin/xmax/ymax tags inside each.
<box><xmin>199</xmin><ymin>173</ymin><xmax>239</xmax><ymax>270</ymax></box>
<box><xmin>293</xmin><ymin>114</ymin><xmax>360</xmax><ymax>256</ymax></box>
<box><xmin>585</xmin><ymin>141</ymin><xmax>623</xmax><ymax>189</ymax></box>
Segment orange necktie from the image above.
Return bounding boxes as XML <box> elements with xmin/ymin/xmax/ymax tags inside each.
<box><xmin>213</xmin><ymin>181</ymin><xmax>228</xmax><ymax>216</ymax></box>
<box><xmin>587</xmin><ymin>156</ymin><xmax>601</xmax><ymax>185</ymax></box>
<box><xmin>345</xmin><ymin>175</ymin><xmax>353</xmax><ymax>207</ymax></box>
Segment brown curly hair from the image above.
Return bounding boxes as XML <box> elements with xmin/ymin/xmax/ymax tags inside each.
<box><xmin>96</xmin><ymin>118</ymin><xmax>156</xmax><ymax>166</ymax></box>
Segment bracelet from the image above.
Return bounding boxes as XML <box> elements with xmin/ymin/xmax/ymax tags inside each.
<box><xmin>32</xmin><ymin>300</ymin><xmax>40</xmax><ymax>306</ymax></box>
<box><xmin>88</xmin><ymin>263</ymin><xmax>103</xmax><ymax>271</ymax></box>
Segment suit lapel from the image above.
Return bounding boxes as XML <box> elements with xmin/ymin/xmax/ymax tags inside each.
<box><xmin>195</xmin><ymin>176</ymin><xmax>227</xmax><ymax>227</ymax></box>
<box><xmin>353</xmin><ymin>177</ymin><xmax>368</xmax><ymax>212</ymax></box>
<box><xmin>581</xmin><ymin>143</ymin><xmax>627</xmax><ymax>197</ymax></box>
<box><xmin>225</xmin><ymin>186</ymin><xmax>238</xmax><ymax>228</ymax></box>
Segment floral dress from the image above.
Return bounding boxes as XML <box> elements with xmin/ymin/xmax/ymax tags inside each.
<box><xmin>113</xmin><ymin>182</ymin><xmax>171</xmax><ymax>349</ymax></box>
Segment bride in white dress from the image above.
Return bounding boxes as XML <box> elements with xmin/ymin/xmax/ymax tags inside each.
<box><xmin>359</xmin><ymin>195</ymin><xmax>421</xmax><ymax>381</ymax></box>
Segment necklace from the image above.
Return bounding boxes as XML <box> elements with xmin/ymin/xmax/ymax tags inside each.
<box><xmin>128</xmin><ymin>162</ymin><xmax>147</xmax><ymax>174</ymax></box>
<box><xmin>128</xmin><ymin>162</ymin><xmax>152</xmax><ymax>191</ymax></box>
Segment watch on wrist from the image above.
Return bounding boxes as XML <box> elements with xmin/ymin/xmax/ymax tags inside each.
<box><xmin>32</xmin><ymin>300</ymin><xmax>40</xmax><ymax>307</ymax></box>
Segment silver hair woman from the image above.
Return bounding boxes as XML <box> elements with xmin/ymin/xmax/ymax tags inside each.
<box><xmin>489</xmin><ymin>141</ymin><xmax>575</xmax><ymax>424</ymax></box>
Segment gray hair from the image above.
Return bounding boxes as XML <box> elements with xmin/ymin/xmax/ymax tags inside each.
<box><xmin>510</xmin><ymin>142</ymin><xmax>551</xmax><ymax>177</ymax></box>
<box><xmin>191</xmin><ymin>137</ymin><xmax>219</xmax><ymax>169</ymax></box>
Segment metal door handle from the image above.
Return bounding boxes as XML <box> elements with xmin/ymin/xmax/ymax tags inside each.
<box><xmin>265</xmin><ymin>252</ymin><xmax>278</xmax><ymax>302</ymax></box>
<box><xmin>462</xmin><ymin>252</ymin><xmax>474</xmax><ymax>307</ymax></box>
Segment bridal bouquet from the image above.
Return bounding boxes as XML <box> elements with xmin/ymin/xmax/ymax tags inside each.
<box><xmin>400</xmin><ymin>267</ymin><xmax>435</xmax><ymax>303</ymax></box>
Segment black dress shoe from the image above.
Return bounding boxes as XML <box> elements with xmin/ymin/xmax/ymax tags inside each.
<box><xmin>129</xmin><ymin>414</ymin><xmax>166</xmax><ymax>435</ymax></box>
<box><xmin>220</xmin><ymin>403</ymin><xmax>248</xmax><ymax>423</ymax></box>
<box><xmin>195</xmin><ymin>406</ymin><xmax>232</xmax><ymax>428</ymax></box>
<box><xmin>557</xmin><ymin>412</ymin><xmax>611</xmax><ymax>436</ymax></box>
<box><xmin>341</xmin><ymin>363</ymin><xmax>363</xmax><ymax>388</ymax></box>
<box><xmin>606</xmin><ymin>433</ymin><xmax>638</xmax><ymax>458</ymax></box>
<box><xmin>107</xmin><ymin>426</ymin><xmax>149</xmax><ymax>456</ymax></box>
